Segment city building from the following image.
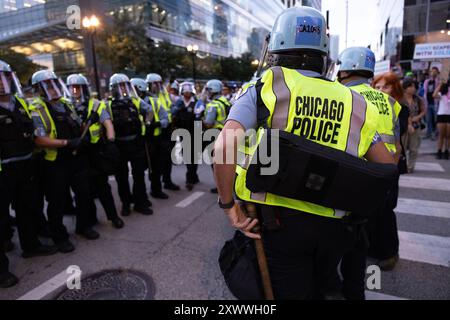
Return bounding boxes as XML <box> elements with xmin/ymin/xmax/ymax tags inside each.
<box><xmin>0</xmin><ymin>0</ymin><xmax>285</xmax><ymax>91</ymax></box>
<box><xmin>401</xmin><ymin>0</ymin><xmax>450</xmax><ymax>76</ymax></box>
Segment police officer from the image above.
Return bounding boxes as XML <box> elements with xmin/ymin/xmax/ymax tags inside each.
<box><xmin>146</xmin><ymin>73</ymin><xmax>180</xmax><ymax>193</ymax></box>
<box><xmin>337</xmin><ymin>47</ymin><xmax>402</xmax><ymax>297</ymax></box>
<box><xmin>67</xmin><ymin>74</ymin><xmax>124</xmax><ymax>229</ymax></box>
<box><xmin>172</xmin><ymin>82</ymin><xmax>200</xmax><ymax>190</ymax></box>
<box><xmin>213</xmin><ymin>7</ymin><xmax>396</xmax><ymax>299</ymax></box>
<box><xmin>30</xmin><ymin>70</ymin><xmax>100</xmax><ymax>253</ymax></box>
<box><xmin>0</xmin><ymin>61</ymin><xmax>57</xmax><ymax>288</ymax></box>
<box><xmin>108</xmin><ymin>74</ymin><xmax>153</xmax><ymax>216</ymax></box>
<box><xmin>203</xmin><ymin>79</ymin><xmax>228</xmax><ymax>194</ymax></box>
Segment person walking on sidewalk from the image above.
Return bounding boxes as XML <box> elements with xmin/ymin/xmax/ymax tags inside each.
<box><xmin>433</xmin><ymin>77</ymin><xmax>450</xmax><ymax>160</ymax></box>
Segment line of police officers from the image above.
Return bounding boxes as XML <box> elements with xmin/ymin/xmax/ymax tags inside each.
<box><xmin>0</xmin><ymin>60</ymin><xmax>233</xmax><ymax>288</ymax></box>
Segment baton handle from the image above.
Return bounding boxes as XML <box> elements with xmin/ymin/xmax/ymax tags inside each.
<box><xmin>244</xmin><ymin>202</ymin><xmax>275</xmax><ymax>300</ymax></box>
<box><xmin>72</xmin><ymin>120</ymin><xmax>92</xmax><ymax>156</ymax></box>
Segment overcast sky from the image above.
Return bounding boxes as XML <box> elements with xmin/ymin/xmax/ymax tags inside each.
<box><xmin>322</xmin><ymin>0</ymin><xmax>378</xmax><ymax>50</ymax></box>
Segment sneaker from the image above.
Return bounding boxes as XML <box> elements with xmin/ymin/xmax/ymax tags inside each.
<box><xmin>121</xmin><ymin>204</ymin><xmax>131</xmax><ymax>217</ymax></box>
<box><xmin>22</xmin><ymin>244</ymin><xmax>58</xmax><ymax>259</ymax></box>
<box><xmin>164</xmin><ymin>182</ymin><xmax>180</xmax><ymax>191</ymax></box>
<box><xmin>437</xmin><ymin>150</ymin><xmax>443</xmax><ymax>160</ymax></box>
<box><xmin>76</xmin><ymin>228</ymin><xmax>100</xmax><ymax>240</ymax></box>
<box><xmin>377</xmin><ymin>254</ymin><xmax>399</xmax><ymax>271</ymax></box>
<box><xmin>56</xmin><ymin>240</ymin><xmax>75</xmax><ymax>253</ymax></box>
<box><xmin>134</xmin><ymin>205</ymin><xmax>153</xmax><ymax>215</ymax></box>
<box><xmin>444</xmin><ymin>150</ymin><xmax>450</xmax><ymax>160</ymax></box>
<box><xmin>151</xmin><ymin>191</ymin><xmax>169</xmax><ymax>199</ymax></box>
<box><xmin>0</xmin><ymin>272</ymin><xmax>19</xmax><ymax>288</ymax></box>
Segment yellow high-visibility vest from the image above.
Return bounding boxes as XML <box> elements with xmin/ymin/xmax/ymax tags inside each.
<box><xmin>234</xmin><ymin>67</ymin><xmax>378</xmax><ymax>219</ymax></box>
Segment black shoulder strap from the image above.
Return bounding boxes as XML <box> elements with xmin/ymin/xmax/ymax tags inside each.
<box><xmin>255</xmin><ymin>78</ymin><xmax>270</xmax><ymax>129</ymax></box>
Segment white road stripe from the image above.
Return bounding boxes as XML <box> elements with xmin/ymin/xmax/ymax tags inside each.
<box><xmin>17</xmin><ymin>269</ymin><xmax>68</xmax><ymax>300</ymax></box>
<box><xmin>399</xmin><ymin>231</ymin><xmax>450</xmax><ymax>267</ymax></box>
<box><xmin>414</xmin><ymin>162</ymin><xmax>445</xmax><ymax>172</ymax></box>
<box><xmin>396</xmin><ymin>198</ymin><xmax>450</xmax><ymax>219</ymax></box>
<box><xmin>399</xmin><ymin>176</ymin><xmax>450</xmax><ymax>192</ymax></box>
<box><xmin>365</xmin><ymin>291</ymin><xmax>407</xmax><ymax>300</ymax></box>
<box><xmin>175</xmin><ymin>192</ymin><xmax>205</xmax><ymax>208</ymax></box>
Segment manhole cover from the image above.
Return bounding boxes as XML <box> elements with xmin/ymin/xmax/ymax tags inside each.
<box><xmin>56</xmin><ymin>269</ymin><xmax>155</xmax><ymax>300</ymax></box>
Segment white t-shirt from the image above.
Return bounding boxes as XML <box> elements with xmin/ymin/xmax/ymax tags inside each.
<box><xmin>437</xmin><ymin>93</ymin><xmax>450</xmax><ymax>115</ymax></box>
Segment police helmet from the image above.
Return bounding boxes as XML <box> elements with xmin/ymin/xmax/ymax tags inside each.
<box><xmin>32</xmin><ymin>70</ymin><xmax>67</xmax><ymax>101</ymax></box>
<box><xmin>130</xmin><ymin>78</ymin><xmax>148</xmax><ymax>93</ymax></box>
<box><xmin>180</xmin><ymin>82</ymin><xmax>195</xmax><ymax>95</ymax></box>
<box><xmin>337</xmin><ymin>47</ymin><xmax>376</xmax><ymax>77</ymax></box>
<box><xmin>67</xmin><ymin>74</ymin><xmax>91</xmax><ymax>102</ymax></box>
<box><xmin>109</xmin><ymin>73</ymin><xmax>137</xmax><ymax>100</ymax></box>
<box><xmin>146</xmin><ymin>73</ymin><xmax>163</xmax><ymax>83</ymax></box>
<box><xmin>205</xmin><ymin>79</ymin><xmax>223</xmax><ymax>94</ymax></box>
<box><xmin>0</xmin><ymin>59</ymin><xmax>23</xmax><ymax>97</ymax></box>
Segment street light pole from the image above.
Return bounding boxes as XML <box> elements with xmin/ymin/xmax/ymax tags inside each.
<box><xmin>90</xmin><ymin>30</ymin><xmax>100</xmax><ymax>97</ymax></box>
<box><xmin>187</xmin><ymin>44</ymin><xmax>199</xmax><ymax>84</ymax></box>
<box><xmin>83</xmin><ymin>15</ymin><xmax>101</xmax><ymax>97</ymax></box>
<box><xmin>191</xmin><ymin>52</ymin><xmax>196</xmax><ymax>84</ymax></box>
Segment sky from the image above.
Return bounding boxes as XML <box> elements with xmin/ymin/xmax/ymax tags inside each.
<box><xmin>322</xmin><ymin>0</ymin><xmax>378</xmax><ymax>51</ymax></box>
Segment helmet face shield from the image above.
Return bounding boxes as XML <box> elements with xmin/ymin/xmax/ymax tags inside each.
<box><xmin>180</xmin><ymin>82</ymin><xmax>195</xmax><ymax>95</ymax></box>
<box><xmin>149</xmin><ymin>81</ymin><xmax>162</xmax><ymax>94</ymax></box>
<box><xmin>68</xmin><ymin>84</ymin><xmax>89</xmax><ymax>103</ymax></box>
<box><xmin>39</xmin><ymin>78</ymin><xmax>63</xmax><ymax>101</ymax></box>
<box><xmin>0</xmin><ymin>71</ymin><xmax>23</xmax><ymax>96</ymax></box>
<box><xmin>112</xmin><ymin>81</ymin><xmax>138</xmax><ymax>100</ymax></box>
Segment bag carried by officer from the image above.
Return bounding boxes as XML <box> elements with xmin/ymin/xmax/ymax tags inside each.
<box><xmin>218</xmin><ymin>231</ymin><xmax>265</xmax><ymax>300</ymax></box>
<box><xmin>246</xmin><ymin>129</ymin><xmax>398</xmax><ymax>218</ymax></box>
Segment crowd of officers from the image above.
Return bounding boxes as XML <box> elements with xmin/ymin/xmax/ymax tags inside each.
<box><xmin>0</xmin><ymin>62</ymin><xmax>233</xmax><ymax>288</ymax></box>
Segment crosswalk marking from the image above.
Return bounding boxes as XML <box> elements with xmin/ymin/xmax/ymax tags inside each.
<box><xmin>365</xmin><ymin>291</ymin><xmax>407</xmax><ymax>300</ymax></box>
<box><xmin>18</xmin><ymin>269</ymin><xmax>68</xmax><ymax>300</ymax></box>
<box><xmin>396</xmin><ymin>198</ymin><xmax>450</xmax><ymax>219</ymax></box>
<box><xmin>175</xmin><ymin>192</ymin><xmax>205</xmax><ymax>208</ymax></box>
<box><xmin>414</xmin><ymin>162</ymin><xmax>445</xmax><ymax>172</ymax></box>
<box><xmin>399</xmin><ymin>231</ymin><xmax>450</xmax><ymax>267</ymax></box>
<box><xmin>399</xmin><ymin>176</ymin><xmax>450</xmax><ymax>192</ymax></box>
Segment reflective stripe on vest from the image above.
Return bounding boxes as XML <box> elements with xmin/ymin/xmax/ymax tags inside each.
<box><xmin>158</xmin><ymin>91</ymin><xmax>172</xmax><ymax>122</ymax></box>
<box><xmin>350</xmin><ymin>84</ymin><xmax>400</xmax><ymax>154</ymax></box>
<box><xmin>148</xmin><ymin>97</ymin><xmax>161</xmax><ymax>136</ymax></box>
<box><xmin>205</xmin><ymin>100</ymin><xmax>227</xmax><ymax>129</ymax></box>
<box><xmin>234</xmin><ymin>66</ymin><xmax>377</xmax><ymax>220</ymax></box>
<box><xmin>87</xmin><ymin>99</ymin><xmax>104</xmax><ymax>144</ymax></box>
<box><xmin>31</xmin><ymin>98</ymin><xmax>59</xmax><ymax>161</ymax></box>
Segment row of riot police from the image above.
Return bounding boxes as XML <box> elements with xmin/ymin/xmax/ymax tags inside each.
<box><xmin>0</xmin><ymin>58</ymin><xmax>233</xmax><ymax>288</ymax></box>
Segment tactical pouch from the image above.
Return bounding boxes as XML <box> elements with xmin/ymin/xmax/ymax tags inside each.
<box><xmin>246</xmin><ymin>129</ymin><xmax>398</xmax><ymax>215</ymax></box>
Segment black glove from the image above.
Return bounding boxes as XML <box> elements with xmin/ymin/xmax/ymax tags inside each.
<box><xmin>87</xmin><ymin>112</ymin><xmax>100</xmax><ymax>124</ymax></box>
<box><xmin>65</xmin><ymin>138</ymin><xmax>82</xmax><ymax>150</ymax></box>
<box><xmin>101</xmin><ymin>140</ymin><xmax>120</xmax><ymax>161</ymax></box>
<box><xmin>153</xmin><ymin>121</ymin><xmax>162</xmax><ymax>128</ymax></box>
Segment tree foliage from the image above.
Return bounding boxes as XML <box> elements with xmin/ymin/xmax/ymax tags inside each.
<box><xmin>96</xmin><ymin>13</ymin><xmax>258</xmax><ymax>82</ymax></box>
<box><xmin>0</xmin><ymin>48</ymin><xmax>41</xmax><ymax>84</ymax></box>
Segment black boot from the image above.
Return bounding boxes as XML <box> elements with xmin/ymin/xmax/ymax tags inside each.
<box><xmin>22</xmin><ymin>244</ymin><xmax>58</xmax><ymax>259</ymax></box>
<box><xmin>164</xmin><ymin>182</ymin><xmax>180</xmax><ymax>191</ymax></box>
<box><xmin>121</xmin><ymin>203</ymin><xmax>131</xmax><ymax>217</ymax></box>
<box><xmin>444</xmin><ymin>150</ymin><xmax>449</xmax><ymax>160</ymax></box>
<box><xmin>134</xmin><ymin>205</ymin><xmax>153</xmax><ymax>215</ymax></box>
<box><xmin>0</xmin><ymin>272</ymin><xmax>19</xmax><ymax>288</ymax></box>
<box><xmin>437</xmin><ymin>150</ymin><xmax>443</xmax><ymax>160</ymax></box>
<box><xmin>151</xmin><ymin>191</ymin><xmax>169</xmax><ymax>199</ymax></box>
<box><xmin>111</xmin><ymin>217</ymin><xmax>125</xmax><ymax>229</ymax></box>
<box><xmin>76</xmin><ymin>227</ymin><xmax>100</xmax><ymax>240</ymax></box>
<box><xmin>56</xmin><ymin>240</ymin><xmax>75</xmax><ymax>253</ymax></box>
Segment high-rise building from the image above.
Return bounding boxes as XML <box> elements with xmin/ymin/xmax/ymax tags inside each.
<box><xmin>0</xmin><ymin>0</ymin><xmax>285</xmax><ymax>87</ymax></box>
<box><xmin>0</xmin><ymin>0</ymin><xmax>44</xmax><ymax>13</ymax></box>
<box><xmin>280</xmin><ymin>0</ymin><xmax>321</xmax><ymax>10</ymax></box>
<box><xmin>401</xmin><ymin>0</ymin><xmax>450</xmax><ymax>76</ymax></box>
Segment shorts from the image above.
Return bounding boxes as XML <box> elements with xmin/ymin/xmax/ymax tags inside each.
<box><xmin>437</xmin><ymin>115</ymin><xmax>450</xmax><ymax>123</ymax></box>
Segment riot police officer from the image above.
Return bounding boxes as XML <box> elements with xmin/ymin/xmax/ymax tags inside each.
<box><xmin>108</xmin><ymin>74</ymin><xmax>153</xmax><ymax>216</ymax></box>
<box><xmin>30</xmin><ymin>70</ymin><xmax>99</xmax><ymax>253</ymax></box>
<box><xmin>67</xmin><ymin>74</ymin><xmax>124</xmax><ymax>229</ymax></box>
<box><xmin>203</xmin><ymin>79</ymin><xmax>228</xmax><ymax>194</ymax></box>
<box><xmin>213</xmin><ymin>7</ymin><xmax>396</xmax><ymax>299</ymax></box>
<box><xmin>336</xmin><ymin>47</ymin><xmax>401</xmax><ymax>299</ymax></box>
<box><xmin>146</xmin><ymin>73</ymin><xmax>180</xmax><ymax>195</ymax></box>
<box><xmin>172</xmin><ymin>82</ymin><xmax>201</xmax><ymax>190</ymax></box>
<box><xmin>0</xmin><ymin>61</ymin><xmax>57</xmax><ymax>288</ymax></box>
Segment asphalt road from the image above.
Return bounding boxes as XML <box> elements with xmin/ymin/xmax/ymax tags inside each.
<box><xmin>1</xmin><ymin>138</ymin><xmax>449</xmax><ymax>300</ymax></box>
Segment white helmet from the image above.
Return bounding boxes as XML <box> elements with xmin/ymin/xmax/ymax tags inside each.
<box><xmin>205</xmin><ymin>79</ymin><xmax>223</xmax><ymax>94</ymax></box>
<box><xmin>0</xmin><ymin>59</ymin><xmax>23</xmax><ymax>97</ymax></box>
<box><xmin>130</xmin><ymin>78</ymin><xmax>148</xmax><ymax>93</ymax></box>
<box><xmin>337</xmin><ymin>47</ymin><xmax>376</xmax><ymax>77</ymax></box>
<box><xmin>146</xmin><ymin>73</ymin><xmax>163</xmax><ymax>83</ymax></box>
<box><xmin>179</xmin><ymin>82</ymin><xmax>196</xmax><ymax>95</ymax></box>
<box><xmin>109</xmin><ymin>73</ymin><xmax>137</xmax><ymax>100</ymax></box>
<box><xmin>66</xmin><ymin>74</ymin><xmax>91</xmax><ymax>103</ymax></box>
<box><xmin>32</xmin><ymin>70</ymin><xmax>68</xmax><ymax>101</ymax></box>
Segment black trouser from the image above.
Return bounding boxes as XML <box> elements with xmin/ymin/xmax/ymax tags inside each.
<box><xmin>340</xmin><ymin>225</ymin><xmax>368</xmax><ymax>300</ymax></box>
<box><xmin>148</xmin><ymin>136</ymin><xmax>164</xmax><ymax>193</ymax></box>
<box><xmin>115</xmin><ymin>138</ymin><xmax>150</xmax><ymax>208</ymax></box>
<box><xmin>0</xmin><ymin>160</ymin><xmax>41</xmax><ymax>252</ymax></box>
<box><xmin>262</xmin><ymin>208</ymin><xmax>355</xmax><ymax>300</ymax></box>
<box><xmin>181</xmin><ymin>132</ymin><xmax>199</xmax><ymax>184</ymax></box>
<box><xmin>367</xmin><ymin>180</ymin><xmax>400</xmax><ymax>260</ymax></box>
<box><xmin>30</xmin><ymin>155</ymin><xmax>50</xmax><ymax>235</ymax></box>
<box><xmin>90</xmin><ymin>171</ymin><xmax>119</xmax><ymax>222</ymax></box>
<box><xmin>44</xmin><ymin>155</ymin><xmax>92</xmax><ymax>243</ymax></box>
